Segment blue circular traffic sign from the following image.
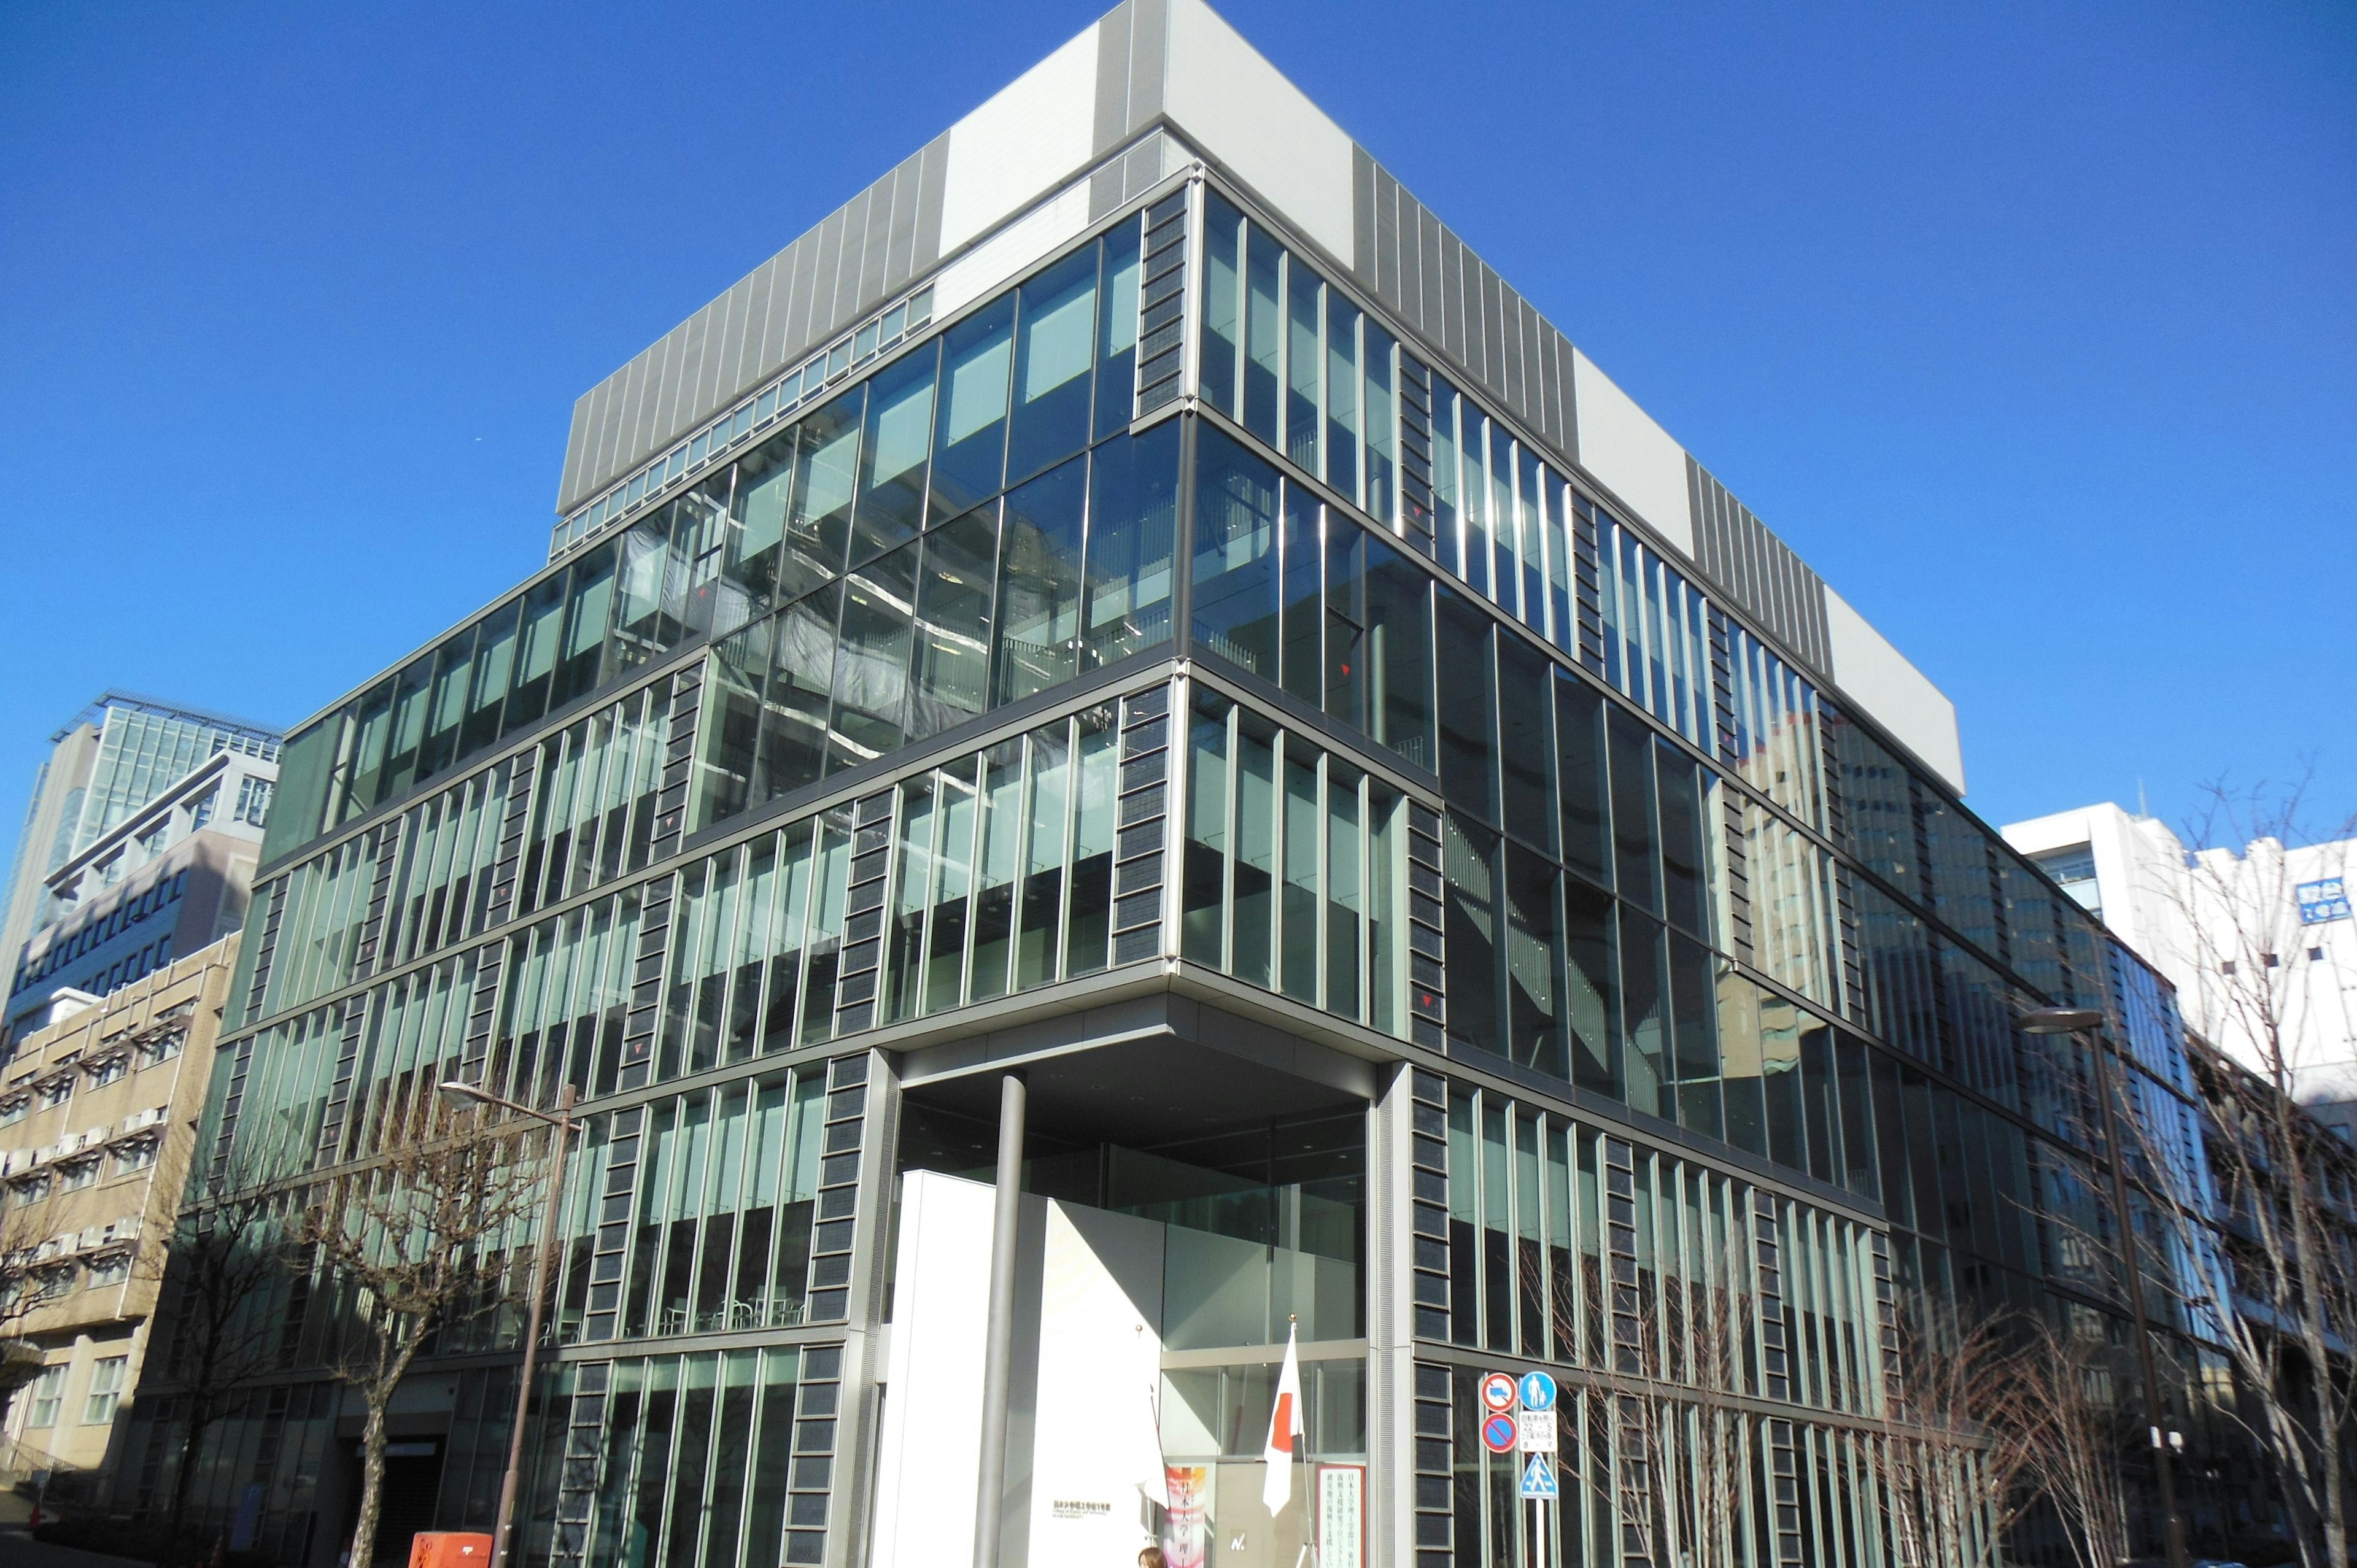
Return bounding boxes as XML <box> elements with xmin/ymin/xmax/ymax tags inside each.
<box><xmin>1480</xmin><ymin>1413</ymin><xmax>1519</xmax><ymax>1454</ymax></box>
<box><xmin>1519</xmin><ymin>1371</ymin><xmax>1557</xmax><ymax>1412</ymax></box>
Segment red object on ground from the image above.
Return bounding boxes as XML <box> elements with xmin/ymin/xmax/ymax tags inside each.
<box><xmin>408</xmin><ymin>1532</ymin><xmax>493</xmax><ymax>1568</ymax></box>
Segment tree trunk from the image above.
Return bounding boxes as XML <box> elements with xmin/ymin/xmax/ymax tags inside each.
<box><xmin>350</xmin><ymin>1400</ymin><xmax>390</xmax><ymax>1568</ymax></box>
<box><xmin>166</xmin><ymin>1391</ymin><xmax>215</xmax><ymax>1562</ymax></box>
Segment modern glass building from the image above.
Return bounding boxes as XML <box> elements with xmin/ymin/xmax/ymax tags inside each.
<box><xmin>125</xmin><ymin>4</ymin><xmax>2245</xmax><ymax>1566</ymax></box>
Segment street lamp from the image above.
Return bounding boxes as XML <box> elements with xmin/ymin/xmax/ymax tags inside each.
<box><xmin>436</xmin><ymin>1078</ymin><xmax>579</xmax><ymax>1568</ymax></box>
<box><xmin>2015</xmin><ymin>1006</ymin><xmax>2189</xmax><ymax>1568</ymax></box>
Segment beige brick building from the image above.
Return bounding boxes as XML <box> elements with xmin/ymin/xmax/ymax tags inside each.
<box><xmin>0</xmin><ymin>935</ymin><xmax>234</xmax><ymax>1502</ymax></box>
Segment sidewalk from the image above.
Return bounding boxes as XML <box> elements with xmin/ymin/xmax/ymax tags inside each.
<box><xmin>0</xmin><ymin>1531</ymin><xmax>153</xmax><ymax>1568</ymax></box>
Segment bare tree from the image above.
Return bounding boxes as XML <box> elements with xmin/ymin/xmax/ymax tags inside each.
<box><xmin>2015</xmin><ymin>1308</ymin><xmax>2132</xmax><ymax>1568</ymax></box>
<box><xmin>2109</xmin><ymin>778</ymin><xmax>2357</xmax><ymax>1568</ymax></box>
<box><xmin>295</xmin><ymin>1097</ymin><xmax>546</xmax><ymax>1568</ymax></box>
<box><xmin>1861</xmin><ymin>1310</ymin><xmax>2042</xmax><ymax>1568</ymax></box>
<box><xmin>138</xmin><ymin>1140</ymin><xmax>293</xmax><ymax>1561</ymax></box>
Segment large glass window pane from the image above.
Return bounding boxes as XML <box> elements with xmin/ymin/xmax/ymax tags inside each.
<box><xmin>1079</xmin><ymin>421</ymin><xmax>1178</xmax><ymax>669</ymax></box>
<box><xmin>1431</xmin><ymin>380</ymin><xmax>1461</xmax><ymax>581</ymax></box>
<box><xmin>343</xmin><ymin>678</ymin><xmax>397</xmax><ymax>822</ymax></box>
<box><xmin>1433</xmin><ymin>587</ymin><xmax>1496</xmax><ymax>821</ymax></box>
<box><xmin>381</xmin><ymin>655</ymin><xmax>436</xmax><ymax>802</ymax></box>
<box><xmin>1443</xmin><ymin>811</ymin><xmax>1499</xmax><ymax>1057</ymax></box>
<box><xmin>853</xmin><ymin>345</ymin><xmax>937</xmax><ymax>563</ymax></box>
<box><xmin>1285</xmin><ymin>258</ymin><xmax>1322</xmax><ymax>469</ymax></box>
<box><xmin>759</xmin><ymin>584</ymin><xmax>841</xmax><ymax>801</ymax></box>
<box><xmin>554</xmin><ymin>541</ymin><xmax>616</xmax><ymax>708</ymax></box>
<box><xmin>933</xmin><ymin>295</ymin><xmax>1014</xmax><ymax>522</ymax></box>
<box><xmin>885</xmin><ymin>778</ymin><xmax>934</xmax><ymax>1025</ymax></box>
<box><xmin>1094</xmin><ymin>217</ymin><xmax>1142</xmax><ymax>442</ymax></box>
<box><xmin>924</xmin><ymin>764</ymin><xmax>977</xmax><ymax>1015</ymax></box>
<box><xmin>1555</xmin><ymin>673</ymin><xmax>1609</xmax><ymax>887</ymax></box>
<box><xmin>1016</xmin><ymin>722</ymin><xmax>1070</xmax><ymax>991</ymax></box>
<box><xmin>1325</xmin><ymin>293</ymin><xmax>1360</xmax><ymax>503</ymax></box>
<box><xmin>1064</xmin><ymin>706</ymin><xmax>1117</xmax><ymax>976</ymax></box>
<box><xmin>462</xmin><ymin>600</ymin><xmax>520</xmax><ymax>758</ymax></box>
<box><xmin>1563</xmin><ymin>878</ymin><xmax>1619</xmax><ymax>1099</ymax></box>
<box><xmin>728</xmin><ymin>430</ymin><xmax>796</xmax><ymax>609</ymax></box>
<box><xmin>1620</xmin><ymin>910</ymin><xmax>1667</xmax><ymax>1118</ymax></box>
<box><xmin>1655</xmin><ymin>745</ymin><xmax>1707</xmax><ymax>941</ymax></box>
<box><xmin>1233</xmin><ymin>712</ymin><xmax>1278</xmax><ymax>989</ymax></box>
<box><xmin>1325</xmin><ymin>763</ymin><xmax>1362</xmax><ymax>1019</ymax></box>
<box><xmin>1496</xmin><ymin>635</ymin><xmax>1554</xmax><ymax>853</ymax></box>
<box><xmin>827</xmin><ymin>544</ymin><xmax>918</xmax><ymax>772</ymax></box>
<box><xmin>908</xmin><ymin>506</ymin><xmax>998</xmax><ymax>740</ymax></box>
<box><xmin>1199</xmin><ymin>192</ymin><xmax>1243</xmax><ymax>417</ymax></box>
<box><xmin>991</xmin><ymin>456</ymin><xmax>1086</xmax><ymax>706</ymax></box>
<box><xmin>1323</xmin><ymin>513</ymin><xmax>1365</xmax><ymax>732</ymax></box>
<box><xmin>1182</xmin><ymin>692</ymin><xmax>1230</xmax><ymax>967</ymax></box>
<box><xmin>1363</xmin><ymin>323</ymin><xmax>1395</xmax><ymax>525</ymax></box>
<box><xmin>1668</xmin><ymin>932</ymin><xmax>1719</xmax><ymax>1139</ymax></box>
<box><xmin>697</xmin><ymin>617</ymin><xmax>768</xmax><ymax>830</ymax></box>
<box><xmin>1458</xmin><ymin>408</ymin><xmax>1490</xmax><ymax>598</ymax></box>
<box><xmin>615</xmin><ymin>514</ymin><xmax>684</xmax><ymax>665</ymax></box>
<box><xmin>1367</xmin><ymin>783</ymin><xmax>1406</xmax><ymax>1036</ymax></box>
<box><xmin>1242</xmin><ymin>225</ymin><xmax>1282</xmax><ymax>446</ymax></box>
<box><xmin>1008</xmin><ymin>247</ymin><xmax>1097</xmax><ymax>485</ymax></box>
<box><xmin>969</xmin><ymin>740</ymin><xmax>1026</xmax><ymax>1002</ymax></box>
<box><xmin>1280</xmin><ymin>749</ymin><xmax>1319</xmax><ymax>1003</ymax></box>
<box><xmin>1280</xmin><ymin>483</ymin><xmax>1322</xmax><ymax>707</ymax></box>
<box><xmin>1608</xmin><ymin>706</ymin><xmax>1658</xmax><ymax>913</ymax></box>
<box><xmin>1188</xmin><ymin>427</ymin><xmax>1280</xmax><ymax>679</ymax></box>
<box><xmin>504</xmin><ymin>574</ymin><xmax>568</xmax><ymax>735</ymax></box>
<box><xmin>1362</xmin><ymin>536</ymin><xmax>1433</xmax><ymax>771</ymax></box>
<box><xmin>675</xmin><ymin>481</ymin><xmax>735</xmax><ymax>637</ymax></box>
<box><xmin>1504</xmin><ymin>844</ymin><xmax>1562</xmax><ymax>1078</ymax></box>
<box><xmin>417</xmin><ymin>627</ymin><xmax>478</xmax><ymax>783</ymax></box>
<box><xmin>788</xmin><ymin>389</ymin><xmax>864</xmax><ymax>582</ymax></box>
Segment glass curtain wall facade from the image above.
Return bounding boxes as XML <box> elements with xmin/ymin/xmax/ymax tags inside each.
<box><xmin>134</xmin><ymin>164</ymin><xmax>2223</xmax><ymax>1568</ymax></box>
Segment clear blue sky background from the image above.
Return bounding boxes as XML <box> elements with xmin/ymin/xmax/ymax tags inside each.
<box><xmin>1</xmin><ymin>0</ymin><xmax>2350</xmax><ymax>856</ymax></box>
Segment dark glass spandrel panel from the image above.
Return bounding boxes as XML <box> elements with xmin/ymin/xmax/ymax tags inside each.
<box><xmin>553</xmin><ymin>541</ymin><xmax>616</xmax><ymax>709</ymax></box>
<box><xmin>932</xmin><ymin>295</ymin><xmax>1013</xmax><ymax>523</ymax></box>
<box><xmin>727</xmin><ymin>430</ymin><xmax>796</xmax><ymax>611</ymax></box>
<box><xmin>503</xmin><ymin>573</ymin><xmax>568</xmax><ymax>736</ymax></box>
<box><xmin>263</xmin><ymin>717</ymin><xmax>339</xmax><ymax>862</ymax></box>
<box><xmin>1094</xmin><ymin>217</ymin><xmax>1142</xmax><ymax>442</ymax></box>
<box><xmin>1562</xmin><ymin>876</ymin><xmax>1619</xmax><ymax>1100</ymax></box>
<box><xmin>1189</xmin><ymin>425</ymin><xmax>1280</xmax><ymax>680</ymax></box>
<box><xmin>908</xmin><ymin>505</ymin><xmax>998</xmax><ymax>741</ymax></box>
<box><xmin>827</xmin><ymin>543</ymin><xmax>918</xmax><ymax>773</ymax></box>
<box><xmin>1199</xmin><ymin>191</ymin><xmax>1242</xmax><ymax>416</ymax></box>
<box><xmin>853</xmin><ymin>344</ymin><xmax>937</xmax><ymax>564</ymax></box>
<box><xmin>1655</xmin><ymin>743</ymin><xmax>1706</xmax><ymax>941</ymax></box>
<box><xmin>1433</xmin><ymin>586</ymin><xmax>1496</xmax><ymax>822</ymax></box>
<box><xmin>1606</xmin><ymin>706</ymin><xmax>1658</xmax><ymax>914</ymax></box>
<box><xmin>461</xmin><ymin>599</ymin><xmax>521</xmax><ymax>757</ymax></box>
<box><xmin>1503</xmin><ymin>843</ymin><xmax>1563</xmax><ymax>1078</ymax></box>
<box><xmin>1242</xmin><ymin>225</ymin><xmax>1282</xmax><ymax>446</ymax></box>
<box><xmin>991</xmin><ymin>456</ymin><xmax>1086</xmax><ymax>706</ymax></box>
<box><xmin>1080</xmin><ymin>421</ymin><xmax>1178</xmax><ymax>670</ymax></box>
<box><xmin>788</xmin><ymin>388</ymin><xmax>864</xmax><ymax>582</ymax></box>
<box><xmin>1280</xmin><ymin>483</ymin><xmax>1322</xmax><ymax>708</ymax></box>
<box><xmin>1361</xmin><ymin>536</ymin><xmax>1434</xmax><ymax>772</ymax></box>
<box><xmin>1496</xmin><ymin>635</ymin><xmax>1554</xmax><ymax>854</ymax></box>
<box><xmin>759</xmin><ymin>584</ymin><xmax>841</xmax><ymax>803</ymax></box>
<box><xmin>1554</xmin><ymin>673</ymin><xmax>1609</xmax><ymax>888</ymax></box>
<box><xmin>381</xmin><ymin>654</ymin><xmax>436</xmax><ymax>803</ymax></box>
<box><xmin>1443</xmin><ymin>810</ymin><xmax>1500</xmax><ymax>1057</ymax></box>
<box><xmin>1007</xmin><ymin>247</ymin><xmax>1097</xmax><ymax>486</ymax></box>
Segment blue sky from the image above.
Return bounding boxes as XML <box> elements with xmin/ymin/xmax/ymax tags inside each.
<box><xmin>1</xmin><ymin>0</ymin><xmax>2350</xmax><ymax>859</ymax></box>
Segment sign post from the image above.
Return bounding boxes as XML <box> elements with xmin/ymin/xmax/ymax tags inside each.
<box><xmin>1515</xmin><ymin>1373</ymin><xmax>1558</xmax><ymax>1568</ymax></box>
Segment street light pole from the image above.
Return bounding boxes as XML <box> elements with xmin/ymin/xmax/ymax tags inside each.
<box><xmin>438</xmin><ymin>1078</ymin><xmax>579</xmax><ymax>1568</ymax></box>
<box><xmin>2020</xmin><ymin>1008</ymin><xmax>2189</xmax><ymax>1568</ymax></box>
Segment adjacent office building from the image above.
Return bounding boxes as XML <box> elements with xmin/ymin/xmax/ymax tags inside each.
<box><xmin>128</xmin><ymin>6</ymin><xmax>2245</xmax><ymax>1566</ymax></box>
<box><xmin>0</xmin><ymin>938</ymin><xmax>240</xmax><ymax>1502</ymax></box>
<box><xmin>4</xmin><ymin>738</ymin><xmax>279</xmax><ymax>1048</ymax></box>
<box><xmin>2005</xmin><ymin>802</ymin><xmax>2357</xmax><ymax>1116</ymax></box>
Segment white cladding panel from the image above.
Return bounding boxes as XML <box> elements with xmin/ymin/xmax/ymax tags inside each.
<box><xmin>870</xmin><ymin>1171</ymin><xmax>994</xmax><ymax>1567</ymax></box>
<box><xmin>932</xmin><ymin>183</ymin><xmax>1094</xmax><ymax>319</ymax></box>
<box><xmin>1569</xmin><ymin>350</ymin><xmax>1694</xmax><ymax>557</ymax></box>
<box><xmin>1824</xmin><ymin>587</ymin><xmax>1966</xmax><ymax>795</ymax></box>
<box><xmin>940</xmin><ymin>26</ymin><xmax>1101</xmax><ymax>257</ymax></box>
<box><xmin>1161</xmin><ymin>0</ymin><xmax>1355</xmax><ymax>267</ymax></box>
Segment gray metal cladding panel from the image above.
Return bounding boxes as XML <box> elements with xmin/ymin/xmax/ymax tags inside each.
<box><xmin>1094</xmin><ymin>2</ymin><xmax>1134</xmax><ymax>153</ymax></box>
<box><xmin>1689</xmin><ymin>458</ymin><xmax>1831</xmax><ymax>675</ymax></box>
<box><xmin>860</xmin><ymin>180</ymin><xmax>896</xmax><ymax>304</ymax></box>
<box><xmin>1353</xmin><ymin>145</ymin><xmax>1379</xmax><ymax>298</ymax></box>
<box><xmin>913</xmin><ymin>134</ymin><xmax>948</xmax><ymax>274</ymax></box>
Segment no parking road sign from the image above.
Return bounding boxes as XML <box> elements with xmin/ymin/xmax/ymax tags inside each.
<box><xmin>1479</xmin><ymin>1413</ymin><xmax>1519</xmax><ymax>1454</ymax></box>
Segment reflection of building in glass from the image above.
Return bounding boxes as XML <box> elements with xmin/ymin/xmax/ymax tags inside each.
<box><xmin>120</xmin><ymin>3</ymin><xmax>2261</xmax><ymax>1566</ymax></box>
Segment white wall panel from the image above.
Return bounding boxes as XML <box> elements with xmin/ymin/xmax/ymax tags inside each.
<box><xmin>931</xmin><ymin>183</ymin><xmax>1093</xmax><ymax>319</ymax></box>
<box><xmin>870</xmin><ymin>1170</ymin><xmax>994</xmax><ymax>1567</ymax></box>
<box><xmin>1570</xmin><ymin>349</ymin><xmax>1695</xmax><ymax>557</ymax></box>
<box><xmin>1161</xmin><ymin>0</ymin><xmax>1355</xmax><ymax>266</ymax></box>
<box><xmin>940</xmin><ymin>28</ymin><xmax>1101</xmax><ymax>256</ymax></box>
<box><xmin>1824</xmin><ymin>586</ymin><xmax>1967</xmax><ymax>794</ymax></box>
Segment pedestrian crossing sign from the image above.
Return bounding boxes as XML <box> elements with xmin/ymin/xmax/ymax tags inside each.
<box><xmin>1520</xmin><ymin>1453</ymin><xmax>1558</xmax><ymax>1500</ymax></box>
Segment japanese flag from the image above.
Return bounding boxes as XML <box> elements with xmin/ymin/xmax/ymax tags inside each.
<box><xmin>1263</xmin><ymin>1319</ymin><xmax>1302</xmax><ymax>1513</ymax></box>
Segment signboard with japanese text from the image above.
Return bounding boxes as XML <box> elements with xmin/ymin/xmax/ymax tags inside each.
<box><xmin>2298</xmin><ymin>878</ymin><xmax>2350</xmax><ymax>925</ymax></box>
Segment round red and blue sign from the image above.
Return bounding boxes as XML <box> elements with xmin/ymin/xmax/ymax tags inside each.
<box><xmin>1480</xmin><ymin>1413</ymin><xmax>1519</xmax><ymax>1454</ymax></box>
<box><xmin>1478</xmin><ymin>1372</ymin><xmax>1519</xmax><ymax>1413</ymax></box>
